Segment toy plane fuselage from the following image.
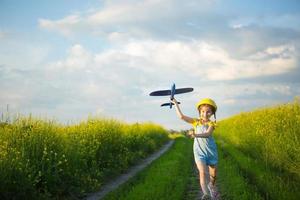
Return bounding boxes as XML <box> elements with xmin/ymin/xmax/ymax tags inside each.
<box><xmin>149</xmin><ymin>83</ymin><xmax>193</xmax><ymax>108</ymax></box>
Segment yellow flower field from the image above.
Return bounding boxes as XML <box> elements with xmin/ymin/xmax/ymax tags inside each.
<box><xmin>0</xmin><ymin>116</ymin><xmax>169</xmax><ymax>199</ymax></box>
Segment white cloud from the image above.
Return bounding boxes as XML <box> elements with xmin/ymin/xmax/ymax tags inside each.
<box><xmin>220</xmin><ymin>83</ymin><xmax>292</xmax><ymax>97</ymax></box>
<box><xmin>229</xmin><ymin>13</ymin><xmax>300</xmax><ymax>31</ymax></box>
<box><xmin>87</xmin><ymin>0</ymin><xmax>214</xmax><ymax>24</ymax></box>
<box><xmin>190</xmin><ymin>82</ymin><xmax>296</xmax><ymax>120</ymax></box>
<box><xmin>2</xmin><ymin>33</ymin><xmax>297</xmax><ymax>128</ymax></box>
<box><xmin>39</xmin><ymin>15</ymin><xmax>83</xmax><ymax>36</ymax></box>
<box><xmin>43</xmin><ymin>40</ymin><xmax>296</xmax><ymax>120</ymax></box>
<box><xmin>187</xmin><ymin>82</ymin><xmax>294</xmax><ymax>109</ymax></box>
<box><xmin>48</xmin><ymin>44</ymin><xmax>92</xmax><ymax>71</ymax></box>
<box><xmin>110</xmin><ymin>40</ymin><xmax>297</xmax><ymax>81</ymax></box>
<box><xmin>231</xmin><ymin>24</ymin><xmax>245</xmax><ymax>29</ymax></box>
<box><xmin>0</xmin><ymin>89</ymin><xmax>32</xmax><ymax>109</ymax></box>
<box><xmin>0</xmin><ymin>40</ymin><xmax>50</xmax><ymax>69</ymax></box>
<box><xmin>249</xmin><ymin>44</ymin><xmax>296</xmax><ymax>60</ymax></box>
<box><xmin>206</xmin><ymin>44</ymin><xmax>297</xmax><ymax>80</ymax></box>
<box><xmin>38</xmin><ymin>0</ymin><xmax>216</xmax><ymax>39</ymax></box>
<box><xmin>48</xmin><ymin>40</ymin><xmax>297</xmax><ymax>83</ymax></box>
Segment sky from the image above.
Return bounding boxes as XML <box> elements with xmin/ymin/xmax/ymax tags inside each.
<box><xmin>1</xmin><ymin>0</ymin><xmax>300</xmax><ymax>130</ymax></box>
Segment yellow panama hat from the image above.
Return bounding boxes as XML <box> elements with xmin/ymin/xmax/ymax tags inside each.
<box><xmin>196</xmin><ymin>98</ymin><xmax>217</xmax><ymax>112</ymax></box>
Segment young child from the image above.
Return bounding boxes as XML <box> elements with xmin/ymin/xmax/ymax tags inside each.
<box><xmin>171</xmin><ymin>98</ymin><xmax>220</xmax><ymax>200</ymax></box>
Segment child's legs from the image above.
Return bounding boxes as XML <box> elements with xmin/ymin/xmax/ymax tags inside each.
<box><xmin>196</xmin><ymin>161</ymin><xmax>209</xmax><ymax>195</ymax></box>
<box><xmin>208</xmin><ymin>164</ymin><xmax>217</xmax><ymax>185</ymax></box>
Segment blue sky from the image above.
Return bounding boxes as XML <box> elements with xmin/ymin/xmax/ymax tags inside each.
<box><xmin>1</xmin><ymin>0</ymin><xmax>300</xmax><ymax>130</ymax></box>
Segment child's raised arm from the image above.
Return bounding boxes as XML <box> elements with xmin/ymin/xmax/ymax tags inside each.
<box><xmin>171</xmin><ymin>98</ymin><xmax>194</xmax><ymax>124</ymax></box>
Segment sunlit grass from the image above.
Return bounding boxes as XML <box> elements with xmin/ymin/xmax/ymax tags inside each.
<box><xmin>217</xmin><ymin>141</ymin><xmax>264</xmax><ymax>200</ymax></box>
<box><xmin>0</xmin><ymin>116</ymin><xmax>169</xmax><ymax>199</ymax></box>
<box><xmin>103</xmin><ymin>135</ymin><xmax>194</xmax><ymax>200</ymax></box>
<box><xmin>214</xmin><ymin>99</ymin><xmax>300</xmax><ymax>200</ymax></box>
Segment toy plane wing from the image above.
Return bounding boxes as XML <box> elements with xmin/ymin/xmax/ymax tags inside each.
<box><xmin>149</xmin><ymin>88</ymin><xmax>193</xmax><ymax>96</ymax></box>
<box><xmin>174</xmin><ymin>88</ymin><xmax>194</xmax><ymax>94</ymax></box>
<box><xmin>149</xmin><ymin>90</ymin><xmax>171</xmax><ymax>96</ymax></box>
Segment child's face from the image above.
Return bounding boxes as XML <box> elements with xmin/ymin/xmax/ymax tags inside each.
<box><xmin>199</xmin><ymin>105</ymin><xmax>213</xmax><ymax>120</ymax></box>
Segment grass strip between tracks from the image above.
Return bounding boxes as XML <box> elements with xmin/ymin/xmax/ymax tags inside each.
<box><xmin>217</xmin><ymin>140</ymin><xmax>264</xmax><ymax>200</ymax></box>
<box><xmin>103</xmin><ymin>135</ymin><xmax>194</xmax><ymax>200</ymax></box>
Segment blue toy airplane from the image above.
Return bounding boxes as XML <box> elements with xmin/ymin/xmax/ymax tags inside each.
<box><xmin>149</xmin><ymin>83</ymin><xmax>193</xmax><ymax>108</ymax></box>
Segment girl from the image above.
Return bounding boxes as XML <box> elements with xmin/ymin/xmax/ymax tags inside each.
<box><xmin>171</xmin><ymin>98</ymin><xmax>220</xmax><ymax>200</ymax></box>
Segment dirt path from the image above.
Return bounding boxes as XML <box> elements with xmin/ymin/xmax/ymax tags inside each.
<box><xmin>85</xmin><ymin>140</ymin><xmax>174</xmax><ymax>200</ymax></box>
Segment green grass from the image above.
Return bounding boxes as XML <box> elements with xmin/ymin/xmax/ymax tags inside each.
<box><xmin>215</xmin><ymin>100</ymin><xmax>300</xmax><ymax>178</ymax></box>
<box><xmin>214</xmin><ymin>99</ymin><xmax>300</xmax><ymax>200</ymax></box>
<box><xmin>2</xmin><ymin>100</ymin><xmax>299</xmax><ymax>199</ymax></box>
<box><xmin>0</xmin><ymin>116</ymin><xmax>169</xmax><ymax>199</ymax></box>
<box><xmin>103</xmin><ymin>135</ymin><xmax>194</xmax><ymax>200</ymax></box>
<box><xmin>183</xmin><ymin>164</ymin><xmax>200</xmax><ymax>200</ymax></box>
<box><xmin>217</xmin><ymin>139</ymin><xmax>300</xmax><ymax>200</ymax></box>
<box><xmin>217</xmin><ymin>142</ymin><xmax>264</xmax><ymax>200</ymax></box>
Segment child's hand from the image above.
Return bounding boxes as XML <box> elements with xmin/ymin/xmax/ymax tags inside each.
<box><xmin>171</xmin><ymin>98</ymin><xmax>178</xmax><ymax>105</ymax></box>
<box><xmin>188</xmin><ymin>129</ymin><xmax>195</xmax><ymax>138</ymax></box>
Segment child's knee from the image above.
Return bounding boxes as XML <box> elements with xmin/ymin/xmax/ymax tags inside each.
<box><xmin>199</xmin><ymin>171</ymin><xmax>206</xmax><ymax>177</ymax></box>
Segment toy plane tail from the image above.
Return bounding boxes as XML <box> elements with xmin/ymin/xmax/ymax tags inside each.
<box><xmin>161</xmin><ymin>102</ymin><xmax>180</xmax><ymax>107</ymax></box>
